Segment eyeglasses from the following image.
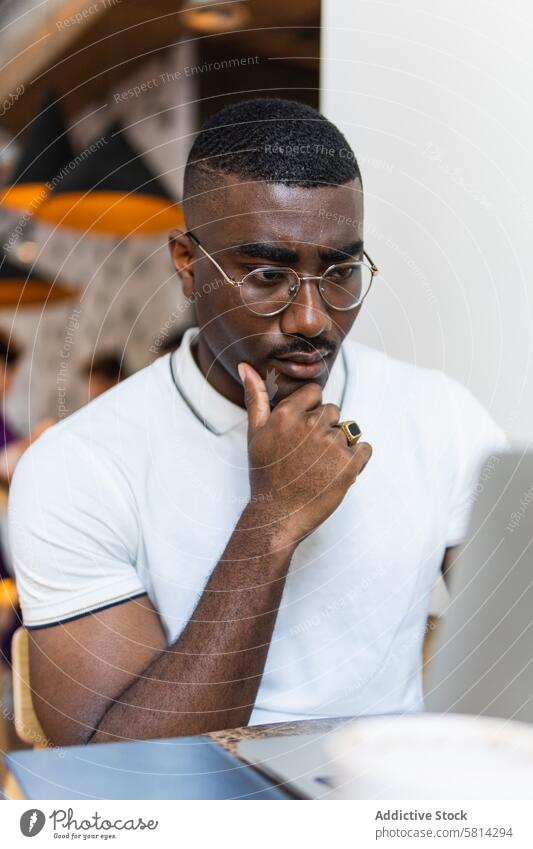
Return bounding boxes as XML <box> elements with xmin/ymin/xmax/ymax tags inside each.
<box><xmin>186</xmin><ymin>231</ymin><xmax>378</xmax><ymax>317</ymax></box>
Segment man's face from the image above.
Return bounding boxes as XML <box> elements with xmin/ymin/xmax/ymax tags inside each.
<box><xmin>170</xmin><ymin>175</ymin><xmax>364</xmax><ymax>405</ymax></box>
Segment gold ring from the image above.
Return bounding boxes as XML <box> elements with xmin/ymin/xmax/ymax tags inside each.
<box><xmin>335</xmin><ymin>420</ymin><xmax>362</xmax><ymax>446</ymax></box>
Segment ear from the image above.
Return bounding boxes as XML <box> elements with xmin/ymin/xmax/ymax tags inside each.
<box><xmin>168</xmin><ymin>229</ymin><xmax>195</xmax><ymax>298</ymax></box>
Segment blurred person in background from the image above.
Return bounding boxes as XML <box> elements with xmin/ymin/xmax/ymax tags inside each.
<box><xmin>0</xmin><ymin>331</ymin><xmax>22</xmax><ymax>461</ymax></box>
<box><xmin>81</xmin><ymin>352</ymin><xmax>128</xmax><ymax>401</ymax></box>
<box><xmin>0</xmin><ymin>330</ymin><xmax>54</xmax><ymax>489</ymax></box>
<box><xmin>152</xmin><ymin>328</ymin><xmax>185</xmax><ymax>359</ymax></box>
<box><xmin>0</xmin><ymin>329</ymin><xmax>52</xmax><ymax>664</ymax></box>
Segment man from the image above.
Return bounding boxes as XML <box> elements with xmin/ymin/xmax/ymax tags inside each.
<box><xmin>9</xmin><ymin>99</ymin><xmax>506</xmax><ymax>746</ymax></box>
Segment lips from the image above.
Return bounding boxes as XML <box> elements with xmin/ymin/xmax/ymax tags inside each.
<box><xmin>272</xmin><ymin>349</ymin><xmax>331</xmax><ymax>380</ymax></box>
<box><xmin>276</xmin><ymin>350</ymin><xmax>327</xmax><ymax>363</ymax></box>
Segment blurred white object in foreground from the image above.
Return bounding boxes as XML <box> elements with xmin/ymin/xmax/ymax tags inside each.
<box><xmin>328</xmin><ymin>714</ymin><xmax>533</xmax><ymax>800</ymax></box>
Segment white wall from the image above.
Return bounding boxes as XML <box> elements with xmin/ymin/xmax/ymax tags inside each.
<box><xmin>321</xmin><ymin>0</ymin><xmax>533</xmax><ymax>447</ymax></box>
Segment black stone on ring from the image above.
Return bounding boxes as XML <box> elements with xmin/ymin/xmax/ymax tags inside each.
<box><xmin>336</xmin><ymin>420</ymin><xmax>362</xmax><ymax>446</ymax></box>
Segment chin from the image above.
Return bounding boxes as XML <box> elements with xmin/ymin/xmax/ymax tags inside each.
<box><xmin>269</xmin><ymin>374</ymin><xmax>326</xmax><ymax>406</ymax></box>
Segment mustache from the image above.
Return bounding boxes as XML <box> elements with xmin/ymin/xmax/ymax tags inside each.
<box><xmin>268</xmin><ymin>336</ymin><xmax>337</xmax><ymax>358</ymax></box>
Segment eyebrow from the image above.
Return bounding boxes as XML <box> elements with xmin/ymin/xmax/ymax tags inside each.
<box><xmin>234</xmin><ymin>239</ymin><xmax>364</xmax><ymax>265</ymax></box>
<box><xmin>235</xmin><ymin>242</ymin><xmax>300</xmax><ymax>263</ymax></box>
<box><xmin>319</xmin><ymin>241</ymin><xmax>364</xmax><ymax>262</ymax></box>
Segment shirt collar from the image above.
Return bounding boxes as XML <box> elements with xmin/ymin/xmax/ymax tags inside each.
<box><xmin>171</xmin><ymin>326</ymin><xmax>347</xmax><ymax>436</ymax></box>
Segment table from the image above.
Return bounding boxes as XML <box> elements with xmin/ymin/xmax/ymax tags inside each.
<box><xmin>208</xmin><ymin>716</ymin><xmax>351</xmax><ymax>756</ymax></box>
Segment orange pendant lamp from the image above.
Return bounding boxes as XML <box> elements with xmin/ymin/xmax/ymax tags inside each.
<box><xmin>37</xmin><ymin>122</ymin><xmax>184</xmax><ymax>236</ymax></box>
<box><xmin>0</xmin><ymin>252</ymin><xmax>78</xmax><ymax>308</ymax></box>
<box><xmin>0</xmin><ymin>93</ymin><xmax>75</xmax><ymax>215</ymax></box>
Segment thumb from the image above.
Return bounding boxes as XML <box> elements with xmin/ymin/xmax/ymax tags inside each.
<box><xmin>238</xmin><ymin>362</ymin><xmax>271</xmax><ymax>438</ymax></box>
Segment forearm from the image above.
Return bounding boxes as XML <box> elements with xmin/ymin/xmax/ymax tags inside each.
<box><xmin>90</xmin><ymin>504</ymin><xmax>296</xmax><ymax>743</ymax></box>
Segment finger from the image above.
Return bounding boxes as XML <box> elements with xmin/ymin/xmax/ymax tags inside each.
<box><xmin>346</xmin><ymin>441</ymin><xmax>373</xmax><ymax>478</ymax></box>
<box><xmin>358</xmin><ymin>442</ymin><xmax>372</xmax><ymax>473</ymax></box>
<box><xmin>275</xmin><ymin>381</ymin><xmax>323</xmax><ymax>415</ymax></box>
<box><xmin>309</xmin><ymin>403</ymin><xmax>340</xmax><ymax>428</ymax></box>
<box><xmin>238</xmin><ymin>362</ymin><xmax>271</xmax><ymax>438</ymax></box>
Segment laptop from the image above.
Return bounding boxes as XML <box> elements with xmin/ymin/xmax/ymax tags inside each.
<box><xmin>238</xmin><ymin>452</ymin><xmax>533</xmax><ymax>797</ymax></box>
<box><xmin>238</xmin><ymin>730</ymin><xmax>347</xmax><ymax>799</ymax></box>
<box><xmin>424</xmin><ymin>450</ymin><xmax>533</xmax><ymax>720</ymax></box>
<box><xmin>5</xmin><ymin>735</ymin><xmax>292</xmax><ymax>800</ymax></box>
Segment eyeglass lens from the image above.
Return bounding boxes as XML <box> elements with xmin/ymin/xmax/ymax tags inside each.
<box><xmin>240</xmin><ymin>263</ymin><xmax>373</xmax><ymax>315</ymax></box>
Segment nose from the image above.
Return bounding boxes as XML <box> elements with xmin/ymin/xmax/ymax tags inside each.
<box><xmin>279</xmin><ymin>277</ymin><xmax>332</xmax><ymax>338</ymax></box>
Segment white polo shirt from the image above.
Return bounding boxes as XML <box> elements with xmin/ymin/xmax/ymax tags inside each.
<box><xmin>8</xmin><ymin>327</ymin><xmax>508</xmax><ymax>724</ymax></box>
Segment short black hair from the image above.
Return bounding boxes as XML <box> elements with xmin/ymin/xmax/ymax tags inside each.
<box><xmin>81</xmin><ymin>353</ymin><xmax>126</xmax><ymax>382</ymax></box>
<box><xmin>184</xmin><ymin>98</ymin><xmax>361</xmax><ymax>199</ymax></box>
<box><xmin>0</xmin><ymin>329</ymin><xmax>22</xmax><ymax>366</ymax></box>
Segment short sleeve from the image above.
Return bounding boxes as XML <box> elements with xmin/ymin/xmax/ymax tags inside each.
<box><xmin>443</xmin><ymin>377</ymin><xmax>510</xmax><ymax>547</ymax></box>
<box><xmin>7</xmin><ymin>427</ymin><xmax>146</xmax><ymax>629</ymax></box>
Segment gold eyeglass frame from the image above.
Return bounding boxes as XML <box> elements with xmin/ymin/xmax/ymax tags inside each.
<box><xmin>186</xmin><ymin>231</ymin><xmax>379</xmax><ymax>317</ymax></box>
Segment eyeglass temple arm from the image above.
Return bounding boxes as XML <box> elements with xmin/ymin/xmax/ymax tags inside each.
<box><xmin>364</xmin><ymin>250</ymin><xmax>379</xmax><ymax>275</ymax></box>
<box><xmin>185</xmin><ymin>231</ymin><xmax>237</xmax><ymax>285</ymax></box>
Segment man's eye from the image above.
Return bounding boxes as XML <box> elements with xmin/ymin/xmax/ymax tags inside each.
<box><xmin>245</xmin><ymin>268</ymin><xmax>290</xmax><ymax>284</ymax></box>
<box><xmin>326</xmin><ymin>265</ymin><xmax>357</xmax><ymax>281</ymax></box>
<box><xmin>260</xmin><ymin>270</ymin><xmax>286</xmax><ymax>282</ymax></box>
